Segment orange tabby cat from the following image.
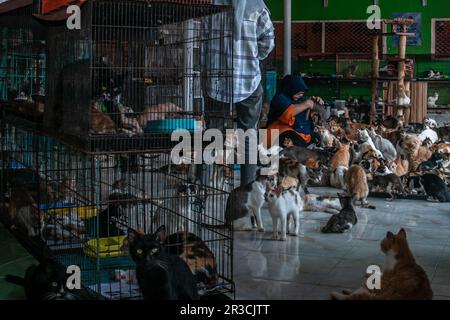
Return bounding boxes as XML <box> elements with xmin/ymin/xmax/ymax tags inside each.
<box><xmin>330</xmin><ymin>229</ymin><xmax>433</xmax><ymax>300</ymax></box>
<box><xmin>391</xmin><ymin>157</ymin><xmax>410</xmax><ymax>177</ymax></box>
<box><xmin>329</xmin><ymin>142</ymin><xmax>350</xmax><ymax>172</ymax></box>
<box><xmin>344</xmin><ymin>164</ymin><xmax>370</xmax><ymax>207</ymax></box>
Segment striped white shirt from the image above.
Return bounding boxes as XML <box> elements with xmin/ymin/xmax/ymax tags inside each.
<box><xmin>203</xmin><ymin>8</ymin><xmax>275</xmax><ymax>103</ymax></box>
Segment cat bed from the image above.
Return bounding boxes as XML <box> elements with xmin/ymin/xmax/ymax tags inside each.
<box><xmin>84</xmin><ymin>236</ymin><xmax>127</xmax><ymax>259</ymax></box>
<box><xmin>144</xmin><ymin>118</ymin><xmax>201</xmax><ymax>133</ymax></box>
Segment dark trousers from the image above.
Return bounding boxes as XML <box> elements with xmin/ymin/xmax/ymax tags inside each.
<box><xmin>235</xmin><ymin>84</ymin><xmax>263</xmax><ymax>186</ymax></box>
<box><xmin>197</xmin><ymin>84</ymin><xmax>263</xmax><ymax>187</ymax></box>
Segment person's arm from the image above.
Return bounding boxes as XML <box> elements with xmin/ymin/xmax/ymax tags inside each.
<box><xmin>256</xmin><ymin>9</ymin><xmax>275</xmax><ymax>60</ymax></box>
<box><xmin>292</xmin><ymin>99</ymin><xmax>314</xmax><ymax>116</ymax></box>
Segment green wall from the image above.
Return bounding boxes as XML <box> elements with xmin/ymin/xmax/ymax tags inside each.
<box><xmin>266</xmin><ymin>0</ymin><xmax>450</xmax><ymax>54</ymax></box>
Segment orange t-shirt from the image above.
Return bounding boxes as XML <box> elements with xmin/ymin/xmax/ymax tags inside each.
<box><xmin>267</xmin><ymin>105</ymin><xmax>312</xmax><ymax>146</ymax></box>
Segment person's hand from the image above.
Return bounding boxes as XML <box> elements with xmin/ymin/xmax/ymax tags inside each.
<box><xmin>311</xmin><ymin>96</ymin><xmax>325</xmax><ymax>106</ymax></box>
<box><xmin>305</xmin><ymin>99</ymin><xmax>315</xmax><ymax>109</ymax></box>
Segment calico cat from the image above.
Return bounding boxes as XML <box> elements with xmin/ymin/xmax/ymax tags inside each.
<box><xmin>321</xmin><ymin>194</ymin><xmax>357</xmax><ymax>233</ymax></box>
<box><xmin>345</xmin><ymin>165</ymin><xmax>375</xmax><ymax>209</ymax></box>
<box><xmin>165</xmin><ymin>231</ymin><xmax>218</xmax><ymax>291</ymax></box>
<box><xmin>265</xmin><ymin>186</ymin><xmax>303</xmax><ymax>241</ymax></box>
<box><xmin>202</xmin><ymin>175</ymin><xmax>277</xmax><ymax>231</ymax></box>
<box><xmin>8</xmin><ymin>186</ymin><xmax>43</xmax><ymax>238</ymax></box>
<box><xmin>371</xmin><ymin>174</ymin><xmax>405</xmax><ymax>201</ymax></box>
<box><xmin>5</xmin><ymin>262</ymin><xmax>80</xmax><ymax>300</ymax></box>
<box><xmin>90</xmin><ymin>103</ymin><xmax>118</xmax><ymax>134</ymax></box>
<box><xmin>128</xmin><ymin>226</ymin><xmax>199</xmax><ymax>300</ymax></box>
<box><xmin>419</xmin><ymin>173</ymin><xmax>450</xmax><ymax>202</ymax></box>
<box><xmin>331</xmin><ymin>229</ymin><xmax>433</xmax><ymax>300</ymax></box>
<box><xmin>278</xmin><ymin>158</ymin><xmax>322</xmax><ymax>194</ymax></box>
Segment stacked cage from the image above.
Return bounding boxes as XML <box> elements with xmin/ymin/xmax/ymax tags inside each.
<box><xmin>43</xmin><ymin>0</ymin><xmax>234</xmax><ymax>152</ymax></box>
<box><xmin>1</xmin><ymin>0</ymin><xmax>235</xmax><ymax>300</ymax></box>
<box><xmin>0</xmin><ymin>2</ymin><xmax>47</xmax><ymax>127</ymax></box>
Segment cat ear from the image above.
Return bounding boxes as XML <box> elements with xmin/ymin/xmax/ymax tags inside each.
<box><xmin>398</xmin><ymin>228</ymin><xmax>407</xmax><ymax>239</ymax></box>
<box><xmin>127</xmin><ymin>228</ymin><xmax>140</xmax><ymax>243</ymax></box>
<box><xmin>386</xmin><ymin>231</ymin><xmax>395</xmax><ymax>239</ymax></box>
<box><xmin>154</xmin><ymin>225</ymin><xmax>167</xmax><ymax>242</ymax></box>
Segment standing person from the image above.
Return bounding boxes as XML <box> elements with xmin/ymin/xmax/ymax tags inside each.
<box><xmin>205</xmin><ymin>0</ymin><xmax>275</xmax><ymax>186</ymax></box>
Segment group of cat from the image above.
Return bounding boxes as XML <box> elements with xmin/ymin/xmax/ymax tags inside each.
<box><xmin>301</xmin><ymin>116</ymin><xmax>450</xmax><ymax>203</ymax></box>
<box><xmin>90</xmin><ymin>84</ymin><xmax>184</xmax><ymax>135</ymax></box>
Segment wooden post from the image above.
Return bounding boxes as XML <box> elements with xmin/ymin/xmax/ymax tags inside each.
<box><xmin>397</xmin><ymin>32</ymin><xmax>407</xmax><ymax>118</ymax></box>
<box><xmin>371</xmin><ymin>35</ymin><xmax>380</xmax><ymax>124</ymax></box>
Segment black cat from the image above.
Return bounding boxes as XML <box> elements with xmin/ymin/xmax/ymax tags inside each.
<box><xmin>420</xmin><ymin>174</ymin><xmax>450</xmax><ymax>203</ymax></box>
<box><xmin>5</xmin><ymin>262</ymin><xmax>80</xmax><ymax>300</ymax></box>
<box><xmin>321</xmin><ymin>194</ymin><xmax>358</xmax><ymax>233</ymax></box>
<box><xmin>128</xmin><ymin>226</ymin><xmax>199</xmax><ymax>300</ymax></box>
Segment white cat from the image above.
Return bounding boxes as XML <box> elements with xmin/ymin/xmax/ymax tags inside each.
<box><xmin>418</xmin><ymin>125</ymin><xmax>438</xmax><ymax>144</ymax></box>
<box><xmin>368</xmin><ymin>128</ymin><xmax>397</xmax><ymax>161</ymax></box>
<box><xmin>265</xmin><ymin>186</ymin><xmax>303</xmax><ymax>241</ymax></box>
<box><xmin>330</xmin><ymin>165</ymin><xmax>348</xmax><ymax>190</ymax></box>
<box><xmin>427</xmin><ymin>93</ymin><xmax>439</xmax><ymax>108</ymax></box>
<box><xmin>358</xmin><ymin>129</ymin><xmax>384</xmax><ymax>160</ymax></box>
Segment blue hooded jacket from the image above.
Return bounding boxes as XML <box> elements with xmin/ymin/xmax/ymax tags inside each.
<box><xmin>267</xmin><ymin>74</ymin><xmax>313</xmax><ymax>135</ymax></box>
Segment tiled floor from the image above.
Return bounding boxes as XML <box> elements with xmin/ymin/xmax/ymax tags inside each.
<box><xmin>234</xmin><ymin>187</ymin><xmax>450</xmax><ymax>300</ymax></box>
<box><xmin>0</xmin><ymin>223</ymin><xmax>37</xmax><ymax>300</ymax></box>
<box><xmin>1</xmin><ymin>187</ymin><xmax>449</xmax><ymax>300</ymax></box>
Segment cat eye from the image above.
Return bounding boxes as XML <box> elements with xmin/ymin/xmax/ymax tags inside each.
<box><xmin>150</xmin><ymin>248</ymin><xmax>158</xmax><ymax>255</ymax></box>
<box><xmin>136</xmin><ymin>249</ymin><xmax>143</xmax><ymax>255</ymax></box>
<box><xmin>52</xmin><ymin>282</ymin><xmax>58</xmax><ymax>287</ymax></box>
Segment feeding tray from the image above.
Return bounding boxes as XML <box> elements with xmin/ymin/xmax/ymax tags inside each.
<box><xmin>84</xmin><ymin>236</ymin><xmax>127</xmax><ymax>259</ymax></box>
<box><xmin>144</xmin><ymin>118</ymin><xmax>201</xmax><ymax>133</ymax></box>
<box><xmin>40</xmin><ymin>202</ymin><xmax>98</xmax><ymax>220</ymax></box>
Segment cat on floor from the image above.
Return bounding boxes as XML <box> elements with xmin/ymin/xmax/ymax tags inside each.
<box><xmin>265</xmin><ymin>186</ymin><xmax>303</xmax><ymax>241</ymax></box>
<box><xmin>330</xmin><ymin>229</ymin><xmax>433</xmax><ymax>300</ymax></box>
<box><xmin>202</xmin><ymin>175</ymin><xmax>278</xmax><ymax>231</ymax></box>
<box><xmin>127</xmin><ymin>226</ymin><xmax>199</xmax><ymax>300</ymax></box>
<box><xmin>345</xmin><ymin>164</ymin><xmax>375</xmax><ymax>209</ymax></box>
<box><xmin>321</xmin><ymin>194</ymin><xmax>357</xmax><ymax>233</ymax></box>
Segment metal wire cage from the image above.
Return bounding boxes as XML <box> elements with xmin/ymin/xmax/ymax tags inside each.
<box><xmin>40</xmin><ymin>0</ymin><xmax>234</xmax><ymax>153</ymax></box>
<box><xmin>0</xmin><ymin>121</ymin><xmax>235</xmax><ymax>299</ymax></box>
<box><xmin>0</xmin><ymin>4</ymin><xmax>47</xmax><ymax>126</ymax></box>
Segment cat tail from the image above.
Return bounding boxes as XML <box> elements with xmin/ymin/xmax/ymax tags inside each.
<box><xmin>5</xmin><ymin>275</ymin><xmax>25</xmax><ymax>287</ymax></box>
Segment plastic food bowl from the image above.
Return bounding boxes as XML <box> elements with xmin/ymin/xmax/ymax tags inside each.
<box><xmin>144</xmin><ymin>118</ymin><xmax>201</xmax><ymax>133</ymax></box>
<box><xmin>84</xmin><ymin>236</ymin><xmax>127</xmax><ymax>259</ymax></box>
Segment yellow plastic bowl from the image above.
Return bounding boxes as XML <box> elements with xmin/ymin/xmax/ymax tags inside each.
<box><xmin>84</xmin><ymin>236</ymin><xmax>127</xmax><ymax>259</ymax></box>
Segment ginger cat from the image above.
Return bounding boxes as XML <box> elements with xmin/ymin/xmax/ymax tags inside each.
<box><xmin>329</xmin><ymin>141</ymin><xmax>350</xmax><ymax>172</ymax></box>
<box><xmin>391</xmin><ymin>157</ymin><xmax>410</xmax><ymax>177</ymax></box>
<box><xmin>345</xmin><ymin>164</ymin><xmax>372</xmax><ymax>208</ymax></box>
<box><xmin>330</xmin><ymin>229</ymin><xmax>433</xmax><ymax>300</ymax></box>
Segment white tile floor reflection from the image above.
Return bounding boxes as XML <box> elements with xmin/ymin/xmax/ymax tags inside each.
<box><xmin>233</xmin><ymin>187</ymin><xmax>450</xmax><ymax>300</ymax></box>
